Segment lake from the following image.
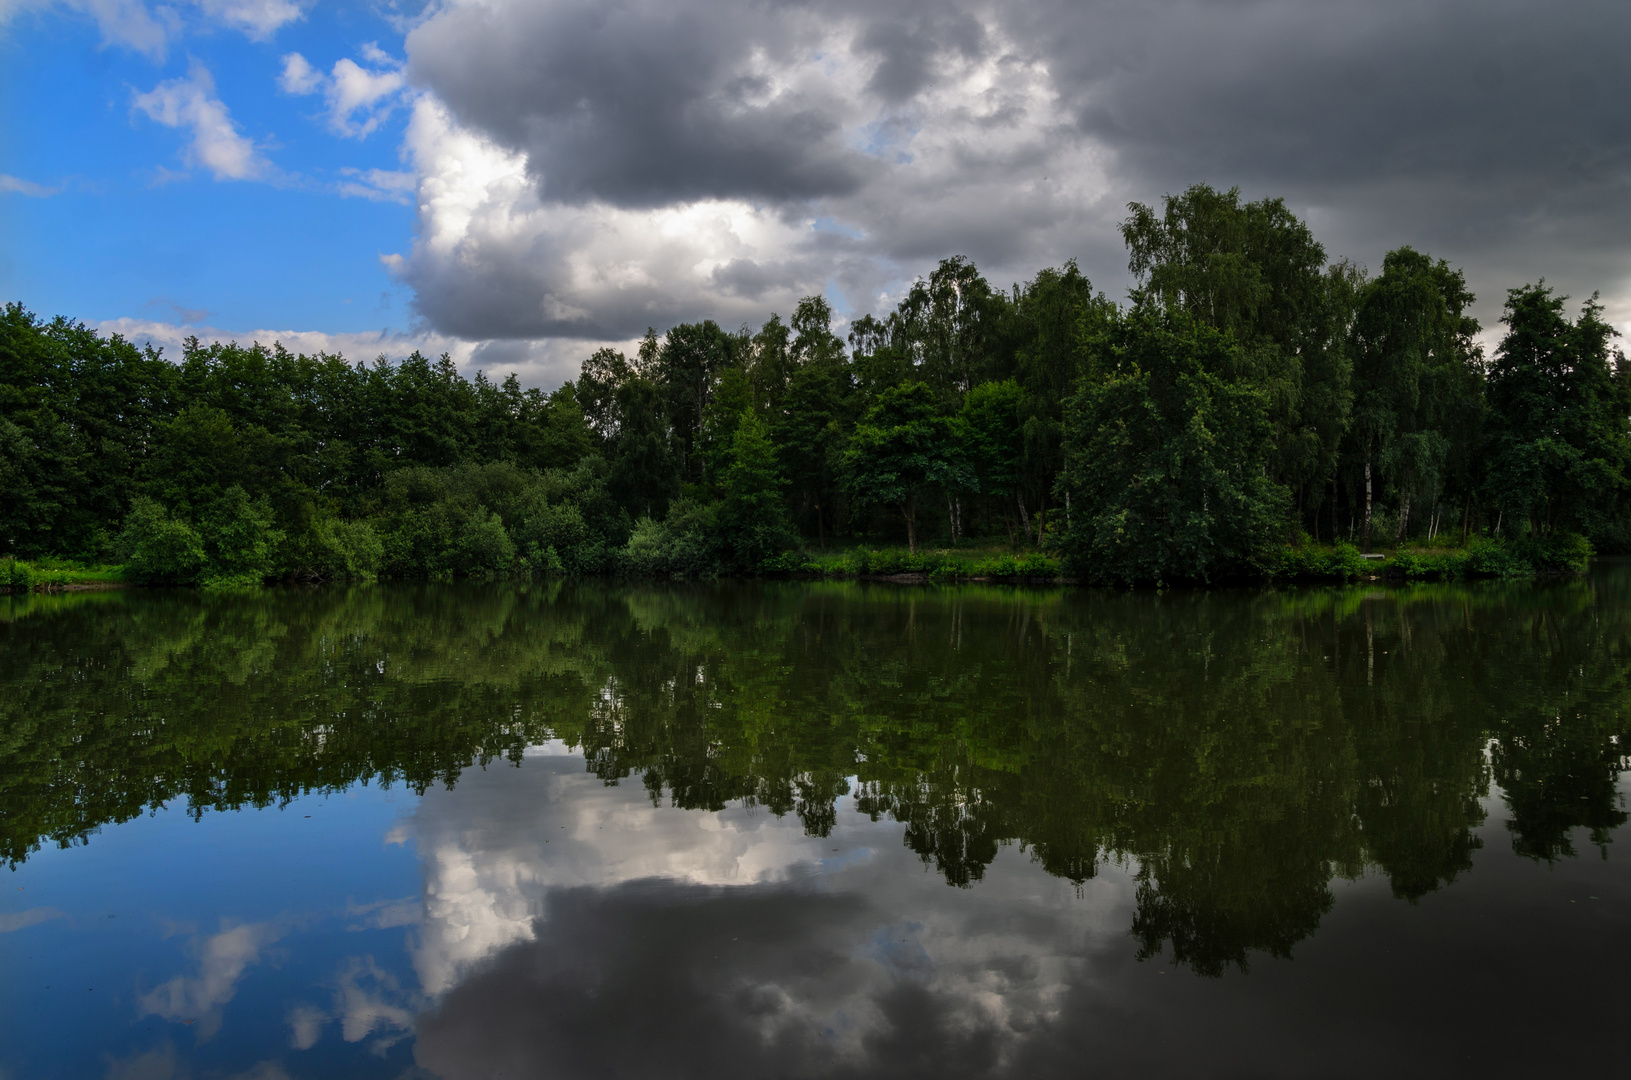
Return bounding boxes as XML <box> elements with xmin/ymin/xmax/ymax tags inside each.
<box><xmin>3</xmin><ymin>568</ymin><xmax>1629</xmax><ymax>1078</ymax></box>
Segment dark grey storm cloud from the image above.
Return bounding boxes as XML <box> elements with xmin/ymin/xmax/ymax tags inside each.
<box><xmin>395</xmin><ymin>0</ymin><xmax>1631</xmax><ymax>345</ymax></box>
<box><xmin>1030</xmin><ymin>0</ymin><xmax>1631</xmax><ymax>307</ymax></box>
<box><xmin>407</xmin><ymin>0</ymin><xmax>875</xmax><ymax>207</ymax></box>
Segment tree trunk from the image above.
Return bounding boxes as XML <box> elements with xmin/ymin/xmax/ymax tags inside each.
<box><xmin>1331</xmin><ymin>476</ymin><xmax>1340</xmax><ymax>544</ymax></box>
<box><xmin>816</xmin><ymin>502</ymin><xmax>824</xmax><ymax>549</ymax></box>
<box><xmin>1362</xmin><ymin>460</ymin><xmax>1373</xmax><ymax>553</ymax></box>
<box><xmin>1395</xmin><ymin>488</ymin><xmax>1411</xmax><ymax>546</ymax></box>
<box><xmin>948</xmin><ymin>495</ymin><xmax>957</xmax><ymax>545</ymax></box>
<box><xmin>1017</xmin><ymin>492</ymin><xmax>1032</xmax><ymax>545</ymax></box>
<box><xmin>904</xmin><ymin>503</ymin><xmax>917</xmax><ymax>554</ymax></box>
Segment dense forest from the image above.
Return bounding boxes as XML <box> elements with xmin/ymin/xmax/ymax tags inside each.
<box><xmin>3</xmin><ymin>184</ymin><xmax>1628</xmax><ymax>585</ymax></box>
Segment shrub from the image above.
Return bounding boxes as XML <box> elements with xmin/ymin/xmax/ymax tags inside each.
<box><xmin>453</xmin><ymin>507</ymin><xmax>517</xmax><ymax>575</ymax></box>
<box><xmin>1525</xmin><ymin>531</ymin><xmax>1593</xmax><ymax>575</ymax></box>
<box><xmin>119</xmin><ymin>497</ymin><xmax>206</xmax><ymax>585</ymax></box>
<box><xmin>1465</xmin><ymin>536</ymin><xmax>1530</xmax><ymax>578</ymax></box>
<box><xmin>1</xmin><ymin>558</ymin><xmax>35</xmax><ymax>590</ymax></box>
<box><xmin>198</xmin><ymin>486</ymin><xmax>282</xmax><ymax>587</ymax></box>
<box><xmin>513</xmin><ymin>499</ymin><xmax>588</xmax><ymax>567</ymax></box>
<box><xmin>1271</xmin><ymin>542</ymin><xmax>1368</xmax><ymax>581</ymax></box>
<box><xmin>309</xmin><ymin>516</ymin><xmax>384</xmax><ymax>580</ymax></box>
<box><xmin>621</xmin><ymin>498</ymin><xmax>719</xmax><ymax>577</ymax></box>
<box><xmin>1390</xmin><ymin>547</ymin><xmax>1471</xmax><ymax>580</ymax></box>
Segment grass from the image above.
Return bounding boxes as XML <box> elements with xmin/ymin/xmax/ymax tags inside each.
<box><xmin>763</xmin><ymin>541</ymin><xmax>1065</xmax><ymax>581</ymax></box>
<box><xmin>1</xmin><ymin>557</ymin><xmax>129</xmax><ymax>591</ymax></box>
<box><xmin>1271</xmin><ymin>532</ymin><xmax>1592</xmax><ymax>582</ymax></box>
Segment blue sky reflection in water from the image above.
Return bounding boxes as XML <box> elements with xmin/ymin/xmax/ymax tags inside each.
<box><xmin>3</xmin><ymin>572</ymin><xmax>1631</xmax><ymax>1077</ymax></box>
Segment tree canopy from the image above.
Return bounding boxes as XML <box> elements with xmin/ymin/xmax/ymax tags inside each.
<box><xmin>4</xmin><ymin>182</ymin><xmax>1628</xmax><ymax>583</ymax></box>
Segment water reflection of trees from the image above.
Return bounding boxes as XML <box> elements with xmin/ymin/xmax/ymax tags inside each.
<box><xmin>3</xmin><ymin>574</ymin><xmax>1629</xmax><ymax>974</ymax></box>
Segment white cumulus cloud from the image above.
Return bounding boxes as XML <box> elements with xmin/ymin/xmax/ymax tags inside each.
<box><xmin>133</xmin><ymin>62</ymin><xmax>270</xmax><ymax>181</ymax></box>
<box><xmin>278</xmin><ymin>46</ymin><xmax>407</xmax><ymax>138</ymax></box>
<box><xmin>188</xmin><ymin>0</ymin><xmax>303</xmax><ymax>40</ymax></box>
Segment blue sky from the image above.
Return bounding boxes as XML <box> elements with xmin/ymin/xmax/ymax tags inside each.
<box><xmin>3</xmin><ymin>0</ymin><xmax>1628</xmax><ymax>387</ymax></box>
<box><xmin>1</xmin><ymin>1</ymin><xmax>417</xmax><ymax>339</ymax></box>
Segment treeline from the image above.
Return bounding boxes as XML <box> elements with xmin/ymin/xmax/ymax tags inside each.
<box><xmin>3</xmin><ymin>184</ymin><xmax>1628</xmax><ymax>584</ymax></box>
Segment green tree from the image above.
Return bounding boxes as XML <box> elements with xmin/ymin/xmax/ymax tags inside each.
<box><xmin>608</xmin><ymin>378</ymin><xmax>680</xmax><ymax>519</ymax></box>
<box><xmin>1347</xmin><ymin>249</ymin><xmax>1483</xmax><ymax>549</ymax></box>
<box><xmin>843</xmin><ymin>382</ymin><xmax>970</xmax><ymax>552</ymax></box>
<box><xmin>718</xmin><ymin>409</ymin><xmax>793</xmax><ymax>567</ymax></box>
<box><xmin>1123</xmin><ymin>186</ymin><xmax>1350</xmax><ymax>522</ymax></box>
<box><xmin>199</xmin><ymin>485</ymin><xmax>284</xmax><ymax>587</ymax></box>
<box><xmin>118</xmin><ymin>497</ymin><xmax>206</xmax><ymax>585</ymax></box>
<box><xmin>658</xmin><ymin>320</ymin><xmax>736</xmax><ymax>483</ymax></box>
<box><xmin>1058</xmin><ymin>305</ymin><xmax>1290</xmax><ymax>583</ymax></box>
<box><xmin>774</xmin><ymin>361</ymin><xmax>845</xmax><ymax>545</ymax></box>
<box><xmin>698</xmin><ymin>367</ymin><xmax>754</xmax><ymax>490</ymax></box>
<box><xmin>961</xmin><ymin>380</ymin><xmax>1026</xmax><ymax>542</ymax></box>
<box><xmin>1007</xmin><ymin>263</ymin><xmax>1113</xmax><ymax>541</ymax></box>
<box><xmin>1484</xmin><ymin>284</ymin><xmax>1629</xmax><ymax>539</ymax></box>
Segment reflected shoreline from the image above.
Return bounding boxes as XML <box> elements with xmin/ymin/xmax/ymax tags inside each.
<box><xmin>5</xmin><ymin>571</ymin><xmax>1628</xmax><ymax>978</ymax></box>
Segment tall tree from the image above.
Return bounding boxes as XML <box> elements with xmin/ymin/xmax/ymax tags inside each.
<box><xmin>717</xmin><ymin>409</ymin><xmax>793</xmax><ymax>567</ymax></box>
<box><xmin>1008</xmin><ymin>262</ymin><xmax>1113</xmax><ymax>538</ymax></box>
<box><xmin>658</xmin><ymin>320</ymin><xmax>735</xmax><ymax>484</ymax></box>
<box><xmin>1484</xmin><ymin>285</ymin><xmax>1629</xmax><ymax>538</ymax></box>
<box><xmin>1058</xmin><ymin>305</ymin><xmax>1290</xmax><ymax>583</ymax></box>
<box><xmin>608</xmin><ymin>378</ymin><xmax>679</xmax><ymax>519</ymax></box>
<box><xmin>1123</xmin><ymin>185</ymin><xmax>1347</xmax><ymax>516</ymax></box>
<box><xmin>774</xmin><ymin>362</ymin><xmax>845</xmax><ymax>546</ymax></box>
<box><xmin>1347</xmin><ymin>248</ymin><xmax>1482</xmax><ymax>549</ymax></box>
<box><xmin>843</xmin><ymin>382</ymin><xmax>970</xmax><ymax>553</ymax></box>
<box><xmin>962</xmin><ymin>380</ymin><xmax>1028</xmax><ymax>542</ymax></box>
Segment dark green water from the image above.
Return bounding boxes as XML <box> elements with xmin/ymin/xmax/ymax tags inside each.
<box><xmin>3</xmin><ymin>569</ymin><xmax>1630</xmax><ymax>1077</ymax></box>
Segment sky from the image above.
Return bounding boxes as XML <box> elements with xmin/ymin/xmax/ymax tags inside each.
<box><xmin>2</xmin><ymin>0</ymin><xmax>1628</xmax><ymax>389</ymax></box>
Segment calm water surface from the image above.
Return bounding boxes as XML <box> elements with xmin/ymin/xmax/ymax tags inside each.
<box><xmin>3</xmin><ymin>569</ymin><xmax>1630</xmax><ymax>1077</ymax></box>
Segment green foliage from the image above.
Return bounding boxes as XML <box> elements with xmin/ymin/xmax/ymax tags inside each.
<box><xmin>843</xmin><ymin>382</ymin><xmax>973</xmax><ymax>552</ymax></box>
<box><xmin>1123</xmin><ymin>184</ymin><xmax>1351</xmax><ymax>498</ymax></box>
<box><xmin>717</xmin><ymin>409</ymin><xmax>795</xmax><ymax>568</ymax></box>
<box><xmin>609</xmin><ymin>377</ymin><xmax>681</xmax><ymax>519</ymax></box>
<box><xmin>454</xmin><ymin>508</ymin><xmax>517</xmax><ymax>576</ymax></box>
<box><xmin>1346</xmin><ymin>248</ymin><xmax>1484</xmax><ymax>549</ymax></box>
<box><xmin>199</xmin><ymin>485</ymin><xmax>283</xmax><ymax>587</ymax></box>
<box><xmin>1059</xmin><ymin>305</ymin><xmax>1291</xmax><ymax>584</ymax></box>
<box><xmin>119</xmin><ymin>497</ymin><xmax>206</xmax><ymax>585</ymax></box>
<box><xmin>0</xmin><ymin>559</ymin><xmax>128</xmax><ymax>592</ymax></box>
<box><xmin>961</xmin><ymin>379</ymin><xmax>1025</xmax><ymax>503</ymax></box>
<box><xmin>1</xmin><ymin>558</ymin><xmax>36</xmax><ymax>590</ymax></box>
<box><xmin>1273</xmin><ymin>542</ymin><xmax>1369</xmax><ymax>581</ymax></box>
<box><xmin>305</xmin><ymin>515</ymin><xmax>385</xmax><ymax>580</ymax></box>
<box><xmin>621</xmin><ymin>498</ymin><xmax>718</xmax><ymax>577</ymax></box>
<box><xmin>5</xmin><ymin>205</ymin><xmax>1625</xmax><ymax>582</ymax></box>
<box><xmin>1388</xmin><ymin>546</ymin><xmax>1473</xmax><ymax>580</ymax></box>
<box><xmin>1484</xmin><ymin>286</ymin><xmax>1630</xmax><ymax>540</ymax></box>
<box><xmin>764</xmin><ymin>545</ymin><xmax>1063</xmax><ymax>581</ymax></box>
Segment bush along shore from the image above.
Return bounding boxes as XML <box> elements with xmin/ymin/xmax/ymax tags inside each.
<box><xmin>5</xmin><ymin>183</ymin><xmax>1629</xmax><ymax>588</ymax></box>
<box><xmin>0</xmin><ymin>534</ymin><xmax>1590</xmax><ymax>593</ymax></box>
